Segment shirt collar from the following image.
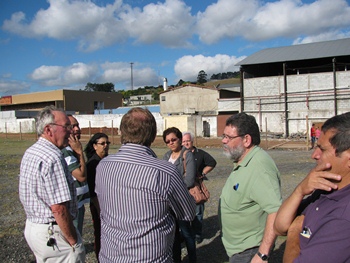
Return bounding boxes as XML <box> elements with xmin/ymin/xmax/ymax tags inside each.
<box><xmin>234</xmin><ymin>145</ymin><xmax>259</xmax><ymax>169</ymax></box>
<box><xmin>323</xmin><ymin>183</ymin><xmax>350</xmax><ymax>201</ymax></box>
<box><xmin>120</xmin><ymin>143</ymin><xmax>157</xmax><ymax>158</ymax></box>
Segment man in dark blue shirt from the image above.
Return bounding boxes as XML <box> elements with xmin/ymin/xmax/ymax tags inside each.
<box><xmin>182</xmin><ymin>131</ymin><xmax>217</xmax><ymax>243</ymax></box>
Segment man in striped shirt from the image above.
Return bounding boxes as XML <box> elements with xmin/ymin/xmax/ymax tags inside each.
<box><xmin>62</xmin><ymin>115</ymin><xmax>90</xmax><ymax>236</ymax></box>
<box><xmin>95</xmin><ymin>107</ymin><xmax>196</xmax><ymax>262</ymax></box>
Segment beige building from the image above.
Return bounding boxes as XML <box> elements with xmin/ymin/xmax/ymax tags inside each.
<box><xmin>0</xmin><ymin>89</ymin><xmax>123</xmax><ymax>114</ymax></box>
<box><xmin>160</xmin><ymin>84</ymin><xmax>240</xmax><ymax>137</ymax></box>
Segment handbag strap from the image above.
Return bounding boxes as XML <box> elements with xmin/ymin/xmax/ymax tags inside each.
<box><xmin>182</xmin><ymin>149</ymin><xmax>189</xmax><ymax>175</ymax></box>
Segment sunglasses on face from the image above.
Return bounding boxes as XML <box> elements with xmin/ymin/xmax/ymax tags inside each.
<box><xmin>165</xmin><ymin>138</ymin><xmax>178</xmax><ymax>144</ymax></box>
<box><xmin>96</xmin><ymin>141</ymin><xmax>111</xmax><ymax>146</ymax></box>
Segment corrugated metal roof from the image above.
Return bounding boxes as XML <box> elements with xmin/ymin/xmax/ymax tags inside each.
<box><xmin>236</xmin><ymin>38</ymin><xmax>350</xmax><ymax>66</ymax></box>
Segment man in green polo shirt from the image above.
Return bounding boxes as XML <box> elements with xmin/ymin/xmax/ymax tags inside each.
<box><xmin>219</xmin><ymin>113</ymin><xmax>282</xmax><ymax>262</ymax></box>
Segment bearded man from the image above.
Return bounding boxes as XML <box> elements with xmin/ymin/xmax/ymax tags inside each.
<box><xmin>219</xmin><ymin>113</ymin><xmax>282</xmax><ymax>263</ymax></box>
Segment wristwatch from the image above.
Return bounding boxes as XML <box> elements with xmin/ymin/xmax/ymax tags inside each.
<box><xmin>257</xmin><ymin>251</ymin><xmax>269</xmax><ymax>261</ymax></box>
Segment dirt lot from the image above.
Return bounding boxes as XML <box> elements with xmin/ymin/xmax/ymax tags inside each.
<box><xmin>0</xmin><ymin>135</ymin><xmax>314</xmax><ymax>262</ymax></box>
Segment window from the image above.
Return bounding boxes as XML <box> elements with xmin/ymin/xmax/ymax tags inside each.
<box><xmin>94</xmin><ymin>101</ymin><xmax>104</xmax><ymax>110</ymax></box>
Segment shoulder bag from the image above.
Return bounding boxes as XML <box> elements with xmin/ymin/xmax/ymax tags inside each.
<box><xmin>183</xmin><ymin>150</ymin><xmax>210</xmax><ymax>204</ymax></box>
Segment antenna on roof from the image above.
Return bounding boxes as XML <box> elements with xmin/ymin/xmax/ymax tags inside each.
<box><xmin>163</xmin><ymin>78</ymin><xmax>168</xmax><ymax>91</ymax></box>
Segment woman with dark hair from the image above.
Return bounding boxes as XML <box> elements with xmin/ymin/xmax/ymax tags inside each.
<box><xmin>163</xmin><ymin>127</ymin><xmax>197</xmax><ymax>263</ymax></box>
<box><xmin>84</xmin><ymin>133</ymin><xmax>110</xmax><ymax>261</ymax></box>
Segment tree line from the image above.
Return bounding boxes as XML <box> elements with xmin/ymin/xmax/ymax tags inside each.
<box><xmin>82</xmin><ymin>70</ymin><xmax>240</xmax><ymax>101</ymax></box>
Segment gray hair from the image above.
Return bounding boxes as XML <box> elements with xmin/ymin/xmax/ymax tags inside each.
<box><xmin>182</xmin><ymin>131</ymin><xmax>194</xmax><ymax>141</ymax></box>
<box><xmin>35</xmin><ymin>105</ymin><xmax>64</xmax><ymax>135</ymax></box>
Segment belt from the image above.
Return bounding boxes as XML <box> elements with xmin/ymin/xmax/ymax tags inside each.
<box><xmin>45</xmin><ymin>222</ymin><xmax>58</xmax><ymax>225</ymax></box>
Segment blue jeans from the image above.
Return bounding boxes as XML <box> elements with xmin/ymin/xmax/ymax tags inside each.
<box><xmin>173</xmin><ymin>220</ymin><xmax>197</xmax><ymax>263</ymax></box>
<box><xmin>192</xmin><ymin>204</ymin><xmax>204</xmax><ymax>239</ymax></box>
<box><xmin>229</xmin><ymin>247</ymin><xmax>259</xmax><ymax>263</ymax></box>
<box><xmin>73</xmin><ymin>205</ymin><xmax>85</xmax><ymax>236</ymax></box>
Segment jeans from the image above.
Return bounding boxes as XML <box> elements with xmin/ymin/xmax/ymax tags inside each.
<box><xmin>73</xmin><ymin>205</ymin><xmax>85</xmax><ymax>236</ymax></box>
<box><xmin>229</xmin><ymin>247</ymin><xmax>259</xmax><ymax>263</ymax></box>
<box><xmin>192</xmin><ymin>204</ymin><xmax>204</xmax><ymax>240</ymax></box>
<box><xmin>173</xmin><ymin>220</ymin><xmax>196</xmax><ymax>263</ymax></box>
<box><xmin>90</xmin><ymin>202</ymin><xmax>101</xmax><ymax>261</ymax></box>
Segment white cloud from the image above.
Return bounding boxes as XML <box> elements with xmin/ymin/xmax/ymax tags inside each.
<box><xmin>0</xmin><ymin>79</ymin><xmax>31</xmax><ymax>95</ymax></box>
<box><xmin>25</xmin><ymin>61</ymin><xmax>159</xmax><ymax>90</ymax></box>
<box><xmin>3</xmin><ymin>0</ymin><xmax>350</xmax><ymax>50</ymax></box>
<box><xmin>2</xmin><ymin>0</ymin><xmax>128</xmax><ymax>51</ymax></box>
<box><xmin>1</xmin><ymin>73</ymin><xmax>12</xmax><ymax>78</ymax></box>
<box><xmin>2</xmin><ymin>0</ymin><xmax>195</xmax><ymax>51</ymax></box>
<box><xmin>293</xmin><ymin>31</ymin><xmax>350</xmax><ymax>44</ymax></box>
<box><xmin>121</xmin><ymin>0</ymin><xmax>195</xmax><ymax>47</ymax></box>
<box><xmin>174</xmin><ymin>54</ymin><xmax>245</xmax><ymax>81</ymax></box>
<box><xmin>196</xmin><ymin>0</ymin><xmax>258</xmax><ymax>44</ymax></box>
<box><xmin>196</xmin><ymin>0</ymin><xmax>350</xmax><ymax>43</ymax></box>
<box><xmin>99</xmin><ymin>62</ymin><xmax>158</xmax><ymax>89</ymax></box>
<box><xmin>29</xmin><ymin>63</ymin><xmax>98</xmax><ymax>86</ymax></box>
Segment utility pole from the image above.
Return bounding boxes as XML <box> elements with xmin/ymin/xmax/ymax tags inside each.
<box><xmin>130</xmin><ymin>62</ymin><xmax>134</xmax><ymax>90</ymax></box>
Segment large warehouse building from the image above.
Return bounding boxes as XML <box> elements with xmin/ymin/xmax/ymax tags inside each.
<box><xmin>237</xmin><ymin>38</ymin><xmax>350</xmax><ymax>137</ymax></box>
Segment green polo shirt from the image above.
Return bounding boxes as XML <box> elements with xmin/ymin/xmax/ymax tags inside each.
<box><xmin>219</xmin><ymin>146</ymin><xmax>282</xmax><ymax>257</ymax></box>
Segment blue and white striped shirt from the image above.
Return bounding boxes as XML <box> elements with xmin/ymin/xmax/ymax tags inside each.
<box><xmin>96</xmin><ymin>143</ymin><xmax>196</xmax><ymax>263</ymax></box>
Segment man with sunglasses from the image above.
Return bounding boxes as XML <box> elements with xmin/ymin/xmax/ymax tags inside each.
<box><xmin>219</xmin><ymin>113</ymin><xmax>282</xmax><ymax>263</ymax></box>
<box><xmin>19</xmin><ymin>106</ymin><xmax>85</xmax><ymax>262</ymax></box>
<box><xmin>62</xmin><ymin>115</ymin><xmax>89</xmax><ymax>236</ymax></box>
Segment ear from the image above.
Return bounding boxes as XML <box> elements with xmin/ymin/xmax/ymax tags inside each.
<box><xmin>343</xmin><ymin>149</ymin><xmax>350</xmax><ymax>169</ymax></box>
<box><xmin>44</xmin><ymin>125</ymin><xmax>53</xmax><ymax>137</ymax></box>
<box><xmin>242</xmin><ymin>134</ymin><xmax>253</xmax><ymax>148</ymax></box>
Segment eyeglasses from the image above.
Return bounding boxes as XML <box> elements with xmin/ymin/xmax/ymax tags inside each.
<box><xmin>222</xmin><ymin>134</ymin><xmax>243</xmax><ymax>141</ymax></box>
<box><xmin>182</xmin><ymin>140</ymin><xmax>191</xmax><ymax>143</ymax></box>
<box><xmin>96</xmin><ymin>141</ymin><xmax>111</xmax><ymax>146</ymax></box>
<box><xmin>49</xmin><ymin>123</ymin><xmax>72</xmax><ymax>130</ymax></box>
<box><xmin>165</xmin><ymin>138</ymin><xmax>178</xmax><ymax>144</ymax></box>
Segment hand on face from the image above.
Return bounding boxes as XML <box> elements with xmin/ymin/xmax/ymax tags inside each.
<box><xmin>296</xmin><ymin>162</ymin><xmax>341</xmax><ymax>197</ymax></box>
<box><xmin>68</xmin><ymin>134</ymin><xmax>83</xmax><ymax>154</ymax></box>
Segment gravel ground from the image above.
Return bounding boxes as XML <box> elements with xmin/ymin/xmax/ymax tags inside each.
<box><xmin>0</xmin><ymin>137</ymin><xmax>315</xmax><ymax>263</ymax></box>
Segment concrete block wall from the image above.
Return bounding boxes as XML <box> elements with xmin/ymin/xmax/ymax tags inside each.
<box><xmin>0</xmin><ymin>112</ymin><xmax>165</xmax><ymax>136</ymax></box>
<box><xmin>243</xmin><ymin>71</ymin><xmax>350</xmax><ymax>135</ymax></box>
<box><xmin>0</xmin><ymin>118</ymin><xmax>36</xmax><ymax>133</ymax></box>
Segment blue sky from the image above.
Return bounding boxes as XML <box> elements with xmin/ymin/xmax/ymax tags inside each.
<box><xmin>1</xmin><ymin>0</ymin><xmax>350</xmax><ymax>96</ymax></box>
